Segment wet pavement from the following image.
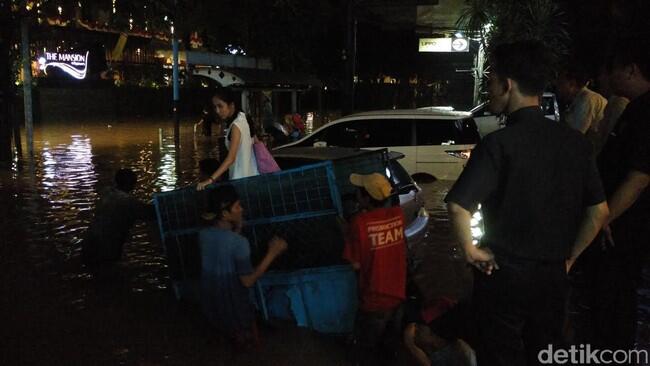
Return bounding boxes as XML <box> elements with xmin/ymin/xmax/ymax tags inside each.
<box><xmin>1</xmin><ymin>119</ymin><xmax>648</xmax><ymax>365</ymax></box>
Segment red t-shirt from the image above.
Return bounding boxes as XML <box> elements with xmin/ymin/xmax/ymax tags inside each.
<box><xmin>344</xmin><ymin>206</ymin><xmax>407</xmax><ymax>312</ymax></box>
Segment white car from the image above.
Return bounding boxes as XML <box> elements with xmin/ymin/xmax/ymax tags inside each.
<box><xmin>273</xmin><ymin>109</ymin><xmax>480</xmax><ymax>181</ymax></box>
<box><xmin>471</xmin><ymin>92</ymin><xmax>560</xmax><ymax>138</ymax></box>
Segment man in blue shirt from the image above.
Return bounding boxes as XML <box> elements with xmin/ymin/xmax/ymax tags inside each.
<box><xmin>199</xmin><ymin>184</ymin><xmax>287</xmax><ymax>346</ymax></box>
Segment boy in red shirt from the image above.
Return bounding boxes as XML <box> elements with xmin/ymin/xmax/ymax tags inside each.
<box><xmin>344</xmin><ymin>173</ymin><xmax>407</xmax><ymax>365</ymax></box>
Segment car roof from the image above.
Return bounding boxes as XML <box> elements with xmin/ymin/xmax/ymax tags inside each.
<box><xmin>343</xmin><ymin>108</ymin><xmax>472</xmax><ymax>120</ymax></box>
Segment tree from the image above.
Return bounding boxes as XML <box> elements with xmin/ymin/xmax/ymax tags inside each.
<box><xmin>456</xmin><ymin>0</ymin><xmax>570</xmax><ymax>103</ymax></box>
<box><xmin>457</xmin><ymin>0</ymin><xmax>570</xmax><ymax>70</ymax></box>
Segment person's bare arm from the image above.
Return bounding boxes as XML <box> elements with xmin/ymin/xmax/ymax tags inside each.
<box><xmin>607</xmin><ymin>171</ymin><xmax>649</xmax><ymax>224</ymax></box>
<box><xmin>566</xmin><ymin>201</ymin><xmax>609</xmax><ymax>272</ymax></box>
<box><xmin>576</xmin><ymin>97</ymin><xmax>601</xmax><ymax>134</ymax></box>
<box><xmin>240</xmin><ymin>236</ymin><xmax>287</xmax><ymax>288</ymax></box>
<box><xmin>577</xmin><ymin>108</ymin><xmax>596</xmax><ymax>134</ymax></box>
<box><xmin>577</xmin><ymin>118</ymin><xmax>591</xmax><ymax>134</ymax></box>
<box><xmin>600</xmin><ymin>171</ymin><xmax>649</xmax><ymax>248</ymax></box>
<box><xmin>194</xmin><ymin>117</ymin><xmax>205</xmax><ymax>132</ymax></box>
<box><xmin>197</xmin><ymin>125</ymin><xmax>241</xmax><ymax>190</ymax></box>
<box><xmin>404</xmin><ymin>324</ymin><xmax>432</xmax><ymax>366</ymax></box>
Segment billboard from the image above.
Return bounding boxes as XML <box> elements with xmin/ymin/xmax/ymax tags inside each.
<box><xmin>37</xmin><ymin>51</ymin><xmax>89</xmax><ymax>79</ymax></box>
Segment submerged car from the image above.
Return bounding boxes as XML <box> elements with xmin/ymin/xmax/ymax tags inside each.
<box><xmin>272</xmin><ymin>146</ymin><xmax>429</xmax><ymax>250</ymax></box>
<box><xmin>274</xmin><ymin>109</ymin><xmax>480</xmax><ymax>181</ymax></box>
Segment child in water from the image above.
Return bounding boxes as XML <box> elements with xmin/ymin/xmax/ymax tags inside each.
<box><xmin>199</xmin><ymin>184</ymin><xmax>287</xmax><ymax>348</ymax></box>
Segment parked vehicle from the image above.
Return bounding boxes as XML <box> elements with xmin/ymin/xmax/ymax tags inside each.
<box><xmin>274</xmin><ymin>109</ymin><xmax>480</xmax><ymax>180</ymax></box>
<box><xmin>272</xmin><ymin>147</ymin><xmax>429</xmax><ymax>250</ymax></box>
<box><xmin>471</xmin><ymin>92</ymin><xmax>560</xmax><ymax>138</ymax></box>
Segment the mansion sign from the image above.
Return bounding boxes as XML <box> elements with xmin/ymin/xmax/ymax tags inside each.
<box><xmin>38</xmin><ymin>51</ymin><xmax>89</xmax><ymax>80</ymax></box>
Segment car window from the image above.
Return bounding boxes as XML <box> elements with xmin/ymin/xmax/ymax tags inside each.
<box><xmin>294</xmin><ymin>129</ymin><xmax>325</xmax><ymax>147</ymax></box>
<box><xmin>416</xmin><ymin>118</ymin><xmax>479</xmax><ymax>145</ymax></box>
<box><xmin>327</xmin><ymin>121</ymin><xmax>359</xmax><ymax>147</ymax></box>
<box><xmin>295</xmin><ymin>118</ymin><xmax>415</xmax><ymax>148</ymax></box>
<box><xmin>301</xmin><ymin>119</ymin><xmax>413</xmax><ymax>148</ymax></box>
<box><xmin>294</xmin><ymin>121</ymin><xmax>356</xmax><ymax>147</ymax></box>
<box><xmin>362</xmin><ymin>119</ymin><xmax>412</xmax><ymax>147</ymax></box>
<box><xmin>325</xmin><ymin>119</ymin><xmax>413</xmax><ymax>148</ymax></box>
<box><xmin>457</xmin><ymin>118</ymin><xmax>480</xmax><ymax>143</ymax></box>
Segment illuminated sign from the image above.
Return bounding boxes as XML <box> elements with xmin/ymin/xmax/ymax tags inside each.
<box><xmin>419</xmin><ymin>37</ymin><xmax>469</xmax><ymax>53</ymax></box>
<box><xmin>419</xmin><ymin>38</ymin><xmax>452</xmax><ymax>52</ymax></box>
<box><xmin>38</xmin><ymin>51</ymin><xmax>89</xmax><ymax>79</ymax></box>
<box><xmin>451</xmin><ymin>38</ymin><xmax>469</xmax><ymax>52</ymax></box>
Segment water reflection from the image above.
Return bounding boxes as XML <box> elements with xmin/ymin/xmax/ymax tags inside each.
<box><xmin>38</xmin><ymin>135</ymin><xmax>95</xmax><ymax>260</ymax></box>
<box><xmin>0</xmin><ymin>122</ymin><xmax>460</xmax><ymax>365</ymax></box>
<box><xmin>4</xmin><ymin>120</ymin><xmax>221</xmax><ymax>301</ymax></box>
<box><xmin>157</xmin><ymin>129</ymin><xmax>178</xmax><ymax>192</ymax></box>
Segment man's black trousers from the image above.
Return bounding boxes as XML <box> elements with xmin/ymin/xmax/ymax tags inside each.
<box><xmin>472</xmin><ymin>256</ymin><xmax>568</xmax><ymax>366</ymax></box>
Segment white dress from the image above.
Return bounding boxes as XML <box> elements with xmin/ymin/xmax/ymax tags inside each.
<box><xmin>225</xmin><ymin>112</ymin><xmax>259</xmax><ymax>179</ymax></box>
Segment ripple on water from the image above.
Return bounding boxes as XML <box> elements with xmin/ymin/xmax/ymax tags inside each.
<box><xmin>6</xmin><ymin>121</ymin><xmax>217</xmax><ymax>296</ymax></box>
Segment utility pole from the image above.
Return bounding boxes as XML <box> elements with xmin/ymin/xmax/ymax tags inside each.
<box><xmin>351</xmin><ymin>17</ymin><xmax>358</xmax><ymax>112</ymax></box>
<box><xmin>343</xmin><ymin>0</ymin><xmax>358</xmax><ymax>115</ymax></box>
<box><xmin>172</xmin><ymin>1</ymin><xmax>180</xmax><ymax>148</ymax></box>
<box><xmin>21</xmin><ymin>17</ymin><xmax>34</xmax><ymax>156</ymax></box>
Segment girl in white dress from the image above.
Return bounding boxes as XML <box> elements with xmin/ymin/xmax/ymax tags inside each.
<box><xmin>197</xmin><ymin>88</ymin><xmax>259</xmax><ymax>190</ymax></box>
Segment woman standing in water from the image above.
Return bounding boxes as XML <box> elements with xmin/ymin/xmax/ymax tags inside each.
<box><xmin>197</xmin><ymin>87</ymin><xmax>259</xmax><ymax>190</ymax></box>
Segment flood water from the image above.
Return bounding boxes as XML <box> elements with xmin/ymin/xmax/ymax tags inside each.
<box><xmin>2</xmin><ymin>120</ymin><xmax>211</xmax><ymax>293</ymax></box>
<box><xmin>0</xmin><ymin>119</ymin><xmax>225</xmax><ymax>365</ymax></box>
<box><xmin>1</xmin><ymin>119</ymin><xmax>649</xmax><ymax>365</ymax></box>
<box><xmin>1</xmin><ymin>119</ymin><xmax>460</xmax><ymax>365</ymax></box>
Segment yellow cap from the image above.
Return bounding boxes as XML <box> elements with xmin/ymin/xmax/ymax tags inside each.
<box><xmin>349</xmin><ymin>173</ymin><xmax>392</xmax><ymax>201</ymax></box>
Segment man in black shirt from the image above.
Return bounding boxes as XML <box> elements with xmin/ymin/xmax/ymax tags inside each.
<box><xmin>445</xmin><ymin>41</ymin><xmax>609</xmax><ymax>365</ymax></box>
<box><xmin>592</xmin><ymin>40</ymin><xmax>650</xmax><ymax>350</ymax></box>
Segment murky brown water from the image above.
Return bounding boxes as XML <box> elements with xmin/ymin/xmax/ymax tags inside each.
<box><xmin>1</xmin><ymin>119</ymin><xmax>470</xmax><ymax>365</ymax></box>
